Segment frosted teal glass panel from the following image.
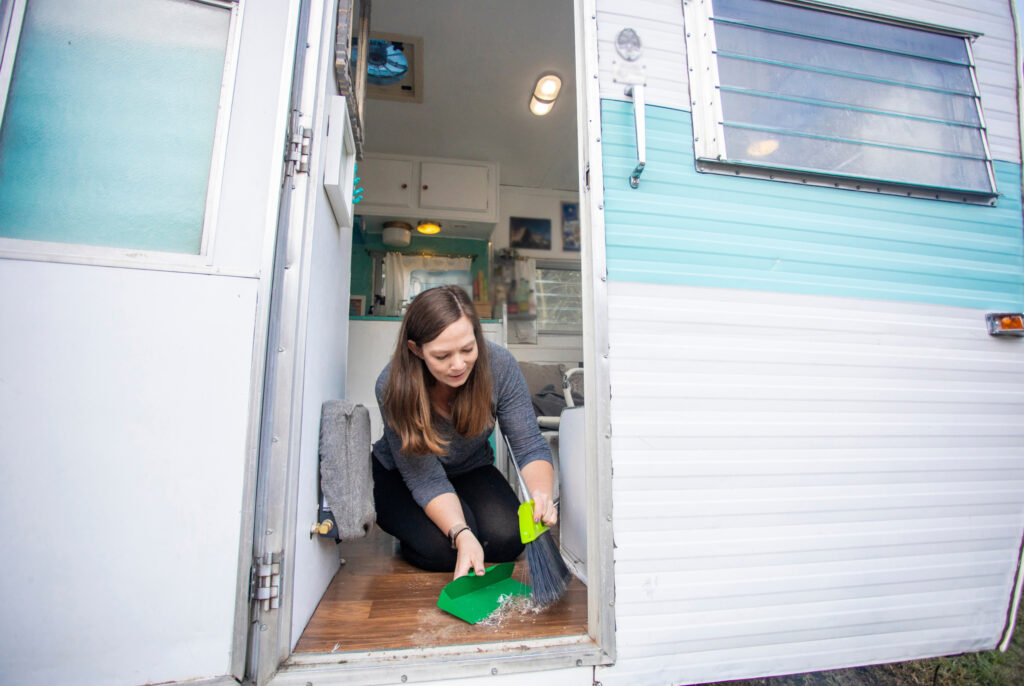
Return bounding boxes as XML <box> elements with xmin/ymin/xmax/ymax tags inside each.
<box><xmin>0</xmin><ymin>0</ymin><xmax>230</xmax><ymax>253</ymax></box>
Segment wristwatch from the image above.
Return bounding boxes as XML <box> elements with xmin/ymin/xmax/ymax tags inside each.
<box><xmin>448</xmin><ymin>523</ymin><xmax>471</xmax><ymax>549</ymax></box>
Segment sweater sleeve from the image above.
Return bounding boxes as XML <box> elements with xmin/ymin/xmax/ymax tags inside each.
<box><xmin>490</xmin><ymin>343</ymin><xmax>553</xmax><ymax>471</ymax></box>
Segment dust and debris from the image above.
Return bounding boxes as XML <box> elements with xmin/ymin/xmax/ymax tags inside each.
<box><xmin>330</xmin><ymin>641</ymin><xmax>341</xmax><ymax>653</ymax></box>
<box><xmin>477</xmin><ymin>594</ymin><xmax>543</xmax><ymax>626</ymax></box>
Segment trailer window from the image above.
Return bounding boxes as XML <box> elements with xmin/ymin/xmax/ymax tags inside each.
<box><xmin>683</xmin><ymin>0</ymin><xmax>997</xmax><ymax>203</ymax></box>
<box><xmin>535</xmin><ymin>263</ymin><xmax>582</xmax><ymax>333</ymax></box>
<box><xmin>0</xmin><ymin>0</ymin><xmax>233</xmax><ymax>253</ymax></box>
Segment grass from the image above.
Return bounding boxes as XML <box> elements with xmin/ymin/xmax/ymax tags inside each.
<box><xmin>714</xmin><ymin>596</ymin><xmax>1024</xmax><ymax>686</ymax></box>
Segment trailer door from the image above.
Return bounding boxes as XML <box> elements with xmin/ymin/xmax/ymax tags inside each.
<box><xmin>0</xmin><ymin>1</ymin><xmax>309</xmax><ymax>684</ymax></box>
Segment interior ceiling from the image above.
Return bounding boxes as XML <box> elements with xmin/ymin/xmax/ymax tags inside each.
<box><xmin>362</xmin><ymin>0</ymin><xmax>578</xmax><ymax>193</ymax></box>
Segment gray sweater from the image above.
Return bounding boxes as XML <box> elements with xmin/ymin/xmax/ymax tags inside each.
<box><xmin>373</xmin><ymin>341</ymin><xmax>552</xmax><ymax>508</ymax></box>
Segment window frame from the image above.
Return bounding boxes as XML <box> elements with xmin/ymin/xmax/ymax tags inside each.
<box><xmin>534</xmin><ymin>259</ymin><xmax>583</xmax><ymax>335</ymax></box>
<box><xmin>682</xmin><ymin>0</ymin><xmax>997</xmax><ymax>205</ymax></box>
<box><xmin>0</xmin><ymin>0</ymin><xmax>241</xmax><ymax>271</ymax></box>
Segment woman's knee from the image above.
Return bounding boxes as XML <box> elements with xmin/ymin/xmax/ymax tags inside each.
<box><xmin>399</xmin><ymin>536</ymin><xmax>457</xmax><ymax>572</ymax></box>
<box><xmin>478</xmin><ymin>526</ymin><xmax>524</xmax><ymax>562</ymax></box>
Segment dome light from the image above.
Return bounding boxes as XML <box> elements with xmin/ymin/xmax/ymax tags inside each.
<box><xmin>529</xmin><ymin>73</ymin><xmax>562</xmax><ymax>116</ymax></box>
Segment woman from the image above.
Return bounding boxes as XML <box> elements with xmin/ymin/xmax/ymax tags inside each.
<box><xmin>372</xmin><ymin>285</ymin><xmax>557</xmax><ymax>579</ymax></box>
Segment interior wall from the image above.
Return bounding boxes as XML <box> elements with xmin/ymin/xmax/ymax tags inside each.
<box><xmin>496</xmin><ymin>185</ymin><xmax>582</xmax><ymax>261</ymax></box>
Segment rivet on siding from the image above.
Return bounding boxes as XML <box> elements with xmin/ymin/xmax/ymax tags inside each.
<box><xmin>278</xmin><ymin>347</ymin><xmax>285</xmax><ymax>353</ymax></box>
<box><xmin>260</xmin><ymin>624</ymin><xmax>267</xmax><ymax>631</ymax></box>
<box><xmin>606</xmin><ymin>515</ymin><xmax>612</xmax><ymax>521</ymax></box>
<box><xmin>491</xmin><ymin>668</ymin><xmax>498</xmax><ymax>675</ymax></box>
<box><xmin>577</xmin><ymin>659</ymin><xmax>583</xmax><ymax>666</ymax></box>
<box><xmin>401</xmin><ymin>676</ymin><xmax>408</xmax><ymax>683</ymax></box>
<box><xmin>609</xmin><ymin>600</ymin><xmax>615</xmax><ymax>606</ymax></box>
<box><xmin>596</xmin><ymin>137</ymin><xmax>601</xmax><ymax>142</ymax></box>
<box><xmin>597</xmin><ymin>204</ymin><xmax>603</xmax><ymax>210</ymax></box>
<box><xmin>272</xmin><ymin>436</ymin><xmax>279</xmax><ymax>443</ymax></box>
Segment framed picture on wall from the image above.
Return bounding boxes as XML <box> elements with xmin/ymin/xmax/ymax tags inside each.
<box><xmin>510</xmin><ymin>216</ymin><xmax>551</xmax><ymax>250</ymax></box>
<box><xmin>349</xmin><ymin>295</ymin><xmax>366</xmax><ymax>317</ymax></box>
<box><xmin>561</xmin><ymin>202</ymin><xmax>580</xmax><ymax>251</ymax></box>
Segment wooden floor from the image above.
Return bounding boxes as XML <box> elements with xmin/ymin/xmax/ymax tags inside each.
<box><xmin>295</xmin><ymin>526</ymin><xmax>588</xmax><ymax>652</ymax></box>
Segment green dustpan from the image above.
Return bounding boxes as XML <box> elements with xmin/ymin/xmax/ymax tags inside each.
<box><xmin>437</xmin><ymin>562</ymin><xmax>531</xmax><ymax>624</ymax></box>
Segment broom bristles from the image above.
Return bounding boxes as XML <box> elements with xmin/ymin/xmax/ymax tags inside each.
<box><xmin>525</xmin><ymin>530</ymin><xmax>572</xmax><ymax>607</ymax></box>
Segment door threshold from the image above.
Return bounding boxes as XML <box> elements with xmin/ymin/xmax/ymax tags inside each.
<box><xmin>275</xmin><ymin>635</ymin><xmax>605</xmax><ymax>685</ymax></box>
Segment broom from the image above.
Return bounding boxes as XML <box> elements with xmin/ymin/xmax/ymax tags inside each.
<box><xmin>502</xmin><ymin>433</ymin><xmax>572</xmax><ymax>607</ymax></box>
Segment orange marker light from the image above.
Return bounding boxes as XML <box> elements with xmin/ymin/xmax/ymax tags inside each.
<box><xmin>986</xmin><ymin>313</ymin><xmax>1024</xmax><ymax>336</ymax></box>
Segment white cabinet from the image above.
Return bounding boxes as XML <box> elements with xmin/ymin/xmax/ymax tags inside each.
<box><xmin>358</xmin><ymin>156</ymin><xmax>415</xmax><ymax>211</ymax></box>
<box><xmin>419</xmin><ymin>161</ymin><xmax>491</xmax><ymax>213</ymax></box>
<box><xmin>357</xmin><ymin>153</ymin><xmax>498</xmax><ymax>222</ymax></box>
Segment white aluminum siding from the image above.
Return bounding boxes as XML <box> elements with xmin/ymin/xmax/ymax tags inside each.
<box><xmin>596</xmin><ymin>281</ymin><xmax>1024</xmax><ymax>685</ymax></box>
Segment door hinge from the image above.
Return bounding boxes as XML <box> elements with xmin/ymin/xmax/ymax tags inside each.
<box><xmin>250</xmin><ymin>551</ymin><xmax>282</xmax><ymax>611</ymax></box>
<box><xmin>285</xmin><ymin>110</ymin><xmax>312</xmax><ymax>178</ymax></box>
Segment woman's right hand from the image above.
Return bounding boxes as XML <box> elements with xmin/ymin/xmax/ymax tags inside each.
<box><xmin>453</xmin><ymin>530</ymin><xmax>485</xmax><ymax>579</ymax></box>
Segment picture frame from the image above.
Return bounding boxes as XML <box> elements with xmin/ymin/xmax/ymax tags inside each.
<box><xmin>509</xmin><ymin>216</ymin><xmax>552</xmax><ymax>250</ymax></box>
<box><xmin>349</xmin><ymin>295</ymin><xmax>366</xmax><ymax>317</ymax></box>
<box><xmin>561</xmin><ymin>202</ymin><xmax>580</xmax><ymax>252</ymax></box>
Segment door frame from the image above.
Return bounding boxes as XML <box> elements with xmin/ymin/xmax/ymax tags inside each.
<box><xmin>253</xmin><ymin>0</ymin><xmax>619</xmax><ymax>681</ymax></box>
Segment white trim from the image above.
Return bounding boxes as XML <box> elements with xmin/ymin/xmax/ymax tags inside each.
<box><xmin>998</xmin><ymin>0</ymin><xmax>1024</xmax><ymax>654</ymax></box>
<box><xmin>200</xmin><ymin>1</ymin><xmax>244</xmax><ymax>263</ymax></box>
<box><xmin>577</xmin><ymin>0</ymin><xmax>617</xmax><ymax>663</ymax></box>
<box><xmin>682</xmin><ymin>0</ymin><xmax>726</xmax><ymax>162</ymax></box>
<box><xmin>0</xmin><ymin>238</ymin><xmax>258</xmax><ymax>278</ymax></box>
<box><xmin>0</xmin><ymin>0</ymin><xmax>25</xmax><ymax>123</ymax></box>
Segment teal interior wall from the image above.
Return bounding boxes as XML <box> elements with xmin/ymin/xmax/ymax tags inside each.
<box><xmin>350</xmin><ymin>222</ymin><xmax>490</xmax><ymax>312</ymax></box>
<box><xmin>600</xmin><ymin>100</ymin><xmax>1024</xmax><ymax>311</ymax></box>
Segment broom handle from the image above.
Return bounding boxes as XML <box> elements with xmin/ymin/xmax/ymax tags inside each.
<box><xmin>501</xmin><ymin>431</ymin><xmax>532</xmax><ymax>501</ymax></box>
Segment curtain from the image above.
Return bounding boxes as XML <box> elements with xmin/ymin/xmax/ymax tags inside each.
<box><xmin>383</xmin><ymin>252</ymin><xmax>472</xmax><ymax>316</ymax></box>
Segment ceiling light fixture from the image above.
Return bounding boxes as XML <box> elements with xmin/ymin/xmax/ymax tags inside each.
<box><xmin>529</xmin><ymin>73</ymin><xmax>562</xmax><ymax>116</ymax></box>
<box><xmin>416</xmin><ymin>220</ymin><xmax>441</xmax><ymax>235</ymax></box>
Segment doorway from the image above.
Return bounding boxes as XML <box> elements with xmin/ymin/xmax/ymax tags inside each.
<box><xmin>293</xmin><ymin>0</ymin><xmax>588</xmax><ymax>661</ymax></box>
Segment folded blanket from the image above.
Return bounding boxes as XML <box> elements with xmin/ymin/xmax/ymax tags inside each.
<box><xmin>319</xmin><ymin>400</ymin><xmax>375</xmax><ymax>539</ymax></box>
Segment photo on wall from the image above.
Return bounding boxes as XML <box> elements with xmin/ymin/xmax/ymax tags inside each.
<box><xmin>561</xmin><ymin>202</ymin><xmax>580</xmax><ymax>251</ymax></box>
<box><xmin>509</xmin><ymin>216</ymin><xmax>551</xmax><ymax>250</ymax></box>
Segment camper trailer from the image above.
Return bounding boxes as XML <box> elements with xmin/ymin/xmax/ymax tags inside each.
<box><xmin>2</xmin><ymin>0</ymin><xmax>1023</xmax><ymax>685</ymax></box>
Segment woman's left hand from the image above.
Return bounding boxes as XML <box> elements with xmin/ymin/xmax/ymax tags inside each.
<box><xmin>531</xmin><ymin>490</ymin><xmax>558</xmax><ymax>527</ymax></box>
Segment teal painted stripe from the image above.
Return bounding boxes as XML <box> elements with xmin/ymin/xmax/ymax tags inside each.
<box><xmin>601</xmin><ymin>101</ymin><xmax>1024</xmax><ymax>310</ymax></box>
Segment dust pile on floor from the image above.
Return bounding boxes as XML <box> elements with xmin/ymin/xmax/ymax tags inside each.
<box><xmin>478</xmin><ymin>594</ymin><xmax>544</xmax><ymax>626</ymax></box>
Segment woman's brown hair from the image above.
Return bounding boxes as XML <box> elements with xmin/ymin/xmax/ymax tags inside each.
<box><xmin>382</xmin><ymin>285</ymin><xmax>493</xmax><ymax>456</ymax></box>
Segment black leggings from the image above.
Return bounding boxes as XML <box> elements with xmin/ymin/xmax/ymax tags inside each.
<box><xmin>372</xmin><ymin>456</ymin><xmax>525</xmax><ymax>572</ymax></box>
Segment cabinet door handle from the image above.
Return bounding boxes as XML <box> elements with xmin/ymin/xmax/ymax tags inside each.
<box><xmin>401</xmin><ymin>183</ymin><xmax>407</xmax><ymax>189</ymax></box>
<box><xmin>422</xmin><ymin>184</ymin><xmax>428</xmax><ymax>191</ymax></box>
